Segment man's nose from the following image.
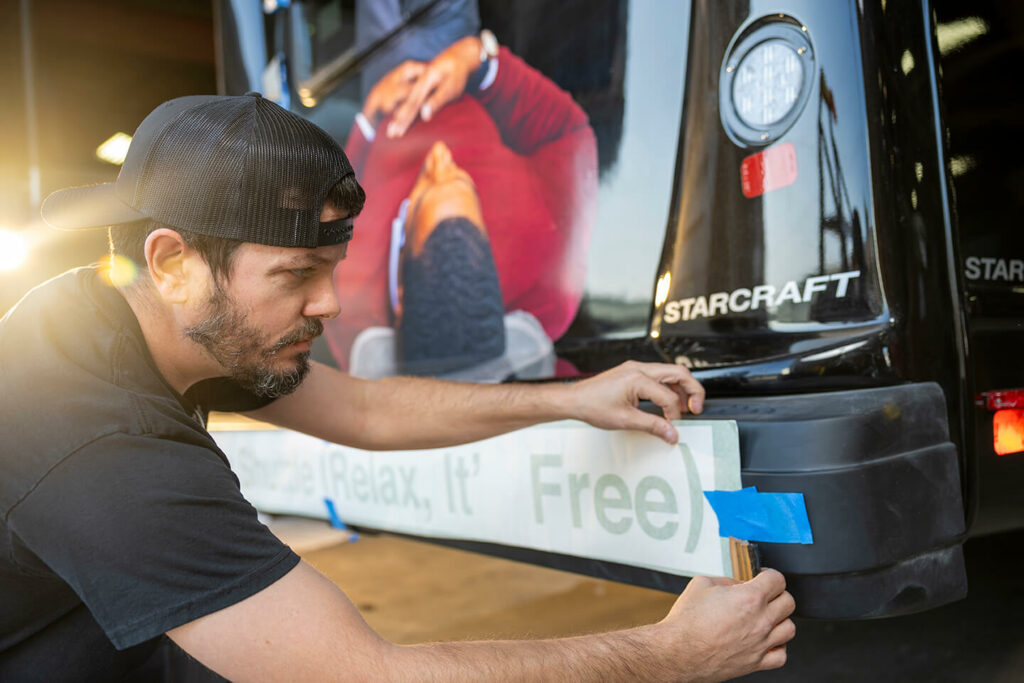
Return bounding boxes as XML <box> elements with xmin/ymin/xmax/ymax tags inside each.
<box><xmin>426</xmin><ymin>141</ymin><xmax>454</xmax><ymax>179</ymax></box>
<box><xmin>304</xmin><ymin>278</ymin><xmax>341</xmax><ymax>320</ymax></box>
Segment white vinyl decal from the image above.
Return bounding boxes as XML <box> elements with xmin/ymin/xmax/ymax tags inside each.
<box><xmin>215</xmin><ymin>420</ymin><xmax>742</xmax><ymax>578</ymax></box>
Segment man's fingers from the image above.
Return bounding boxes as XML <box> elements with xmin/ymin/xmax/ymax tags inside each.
<box><xmin>766</xmin><ymin>589</ymin><xmax>796</xmax><ymax>624</ymax></box>
<box><xmin>639</xmin><ymin>376</ymin><xmax>685</xmax><ymax>422</ymax></box>
<box><xmin>389</xmin><ymin>69</ymin><xmax>441</xmax><ymax>137</ymax></box>
<box><xmin>420</xmin><ymin>83</ymin><xmax>458</xmax><ymax>122</ymax></box>
<box><xmin>365</xmin><ymin>62</ymin><xmax>425</xmax><ymax>121</ymax></box>
<box><xmin>747</xmin><ymin>568</ymin><xmax>787</xmax><ymax>600</ymax></box>
<box><xmin>625</xmin><ymin>362</ymin><xmax>705</xmax><ymax>414</ymax></box>
<box><xmin>670</xmin><ymin>373</ymin><xmax>705</xmax><ymax>414</ymax></box>
<box><xmin>766</xmin><ymin>617</ymin><xmax>796</xmax><ymax>650</ymax></box>
<box><xmin>630</xmin><ymin>410</ymin><xmax>677</xmax><ymax>444</ymax></box>
<box><xmin>396</xmin><ymin>60</ymin><xmax>426</xmax><ymax>81</ymax></box>
<box><xmin>625</xmin><ymin>377</ymin><xmax>681</xmax><ymax>443</ymax></box>
<box><xmin>667</xmin><ymin>382</ymin><xmax>702</xmax><ymax>415</ymax></box>
<box><xmin>760</xmin><ymin>644</ymin><xmax>788</xmax><ymax>671</ymax></box>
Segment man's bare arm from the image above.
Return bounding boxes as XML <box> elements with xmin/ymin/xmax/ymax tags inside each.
<box><xmin>169</xmin><ymin>562</ymin><xmax>794</xmax><ymax>682</ymax></box>
<box><xmin>245</xmin><ymin>360</ymin><xmax>705</xmax><ymax>450</ymax></box>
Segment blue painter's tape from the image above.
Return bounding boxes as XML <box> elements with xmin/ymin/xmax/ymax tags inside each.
<box><xmin>703</xmin><ymin>487</ymin><xmax>814</xmax><ymax>544</ymax></box>
<box><xmin>323</xmin><ymin>498</ymin><xmax>359</xmax><ymax>542</ymax></box>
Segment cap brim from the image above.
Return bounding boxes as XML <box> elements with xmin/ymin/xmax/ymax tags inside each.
<box><xmin>41</xmin><ymin>183</ymin><xmax>148</xmax><ymax>230</ymax></box>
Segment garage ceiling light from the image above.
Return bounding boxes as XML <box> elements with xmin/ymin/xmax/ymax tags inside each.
<box><xmin>96</xmin><ymin>132</ymin><xmax>132</xmax><ymax>165</ymax></box>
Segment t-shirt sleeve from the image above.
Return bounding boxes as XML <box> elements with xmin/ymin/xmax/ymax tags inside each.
<box><xmin>6</xmin><ymin>433</ymin><xmax>300</xmax><ymax>650</ymax></box>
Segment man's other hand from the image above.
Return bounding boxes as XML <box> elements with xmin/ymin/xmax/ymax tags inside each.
<box><xmin>387</xmin><ymin>35</ymin><xmax>482</xmax><ymax>138</ymax></box>
<box><xmin>656</xmin><ymin>568</ymin><xmax>796</xmax><ymax>681</ymax></box>
<box><xmin>570</xmin><ymin>361</ymin><xmax>706</xmax><ymax>444</ymax></box>
<box><xmin>362</xmin><ymin>60</ymin><xmax>427</xmax><ymax>126</ymax></box>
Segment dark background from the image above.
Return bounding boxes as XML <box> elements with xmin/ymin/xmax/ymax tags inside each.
<box><xmin>743</xmin><ymin>529</ymin><xmax>1024</xmax><ymax>682</ymax></box>
<box><xmin>0</xmin><ymin>0</ymin><xmax>216</xmax><ymax>314</ymax></box>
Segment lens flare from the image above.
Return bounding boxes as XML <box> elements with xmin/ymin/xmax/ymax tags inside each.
<box><xmin>0</xmin><ymin>229</ymin><xmax>29</xmax><ymax>272</ymax></box>
<box><xmin>97</xmin><ymin>254</ymin><xmax>139</xmax><ymax>287</ymax></box>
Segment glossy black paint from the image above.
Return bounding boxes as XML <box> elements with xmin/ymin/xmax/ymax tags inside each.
<box><xmin>634</xmin><ymin>0</ymin><xmax>973</xmax><ymax>616</ymax></box>
<box><xmin>557</xmin><ymin>0</ymin><xmax>1024</xmax><ymax>613</ymax></box>
<box><xmin>934</xmin><ymin>0</ymin><xmax>1024</xmax><ymax>534</ymax></box>
<box><xmin>641</xmin><ymin>0</ymin><xmax>972</xmax><ymax>516</ymax></box>
<box><xmin>852</xmin><ymin>0</ymin><xmax>973</xmax><ymax>519</ymax></box>
<box><xmin>651</xmin><ymin>0</ymin><xmax>886</xmax><ymax>362</ymax></box>
<box><xmin>650</xmin><ymin>0</ymin><xmax>966</xmax><ymax>405</ymax></box>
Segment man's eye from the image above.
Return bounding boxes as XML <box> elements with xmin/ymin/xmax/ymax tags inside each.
<box><xmin>289</xmin><ymin>268</ymin><xmax>315</xmax><ymax>279</ymax></box>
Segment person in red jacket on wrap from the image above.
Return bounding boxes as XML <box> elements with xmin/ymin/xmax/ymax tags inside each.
<box><xmin>324</xmin><ymin>32</ymin><xmax>597</xmax><ymax>381</ymax></box>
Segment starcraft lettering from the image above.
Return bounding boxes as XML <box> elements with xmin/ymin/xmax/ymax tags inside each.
<box><xmin>964</xmin><ymin>256</ymin><xmax>1024</xmax><ymax>283</ymax></box>
<box><xmin>662</xmin><ymin>270</ymin><xmax>861</xmax><ymax>323</ymax></box>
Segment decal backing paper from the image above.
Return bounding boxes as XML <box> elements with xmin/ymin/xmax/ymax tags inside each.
<box><xmin>215</xmin><ymin>420</ymin><xmax>742</xmax><ymax>578</ymax></box>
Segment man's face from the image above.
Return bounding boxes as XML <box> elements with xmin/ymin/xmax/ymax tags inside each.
<box><xmin>184</xmin><ymin>205</ymin><xmax>349</xmax><ymax>397</ymax></box>
<box><xmin>406</xmin><ymin>141</ymin><xmax>485</xmax><ymax>254</ymax></box>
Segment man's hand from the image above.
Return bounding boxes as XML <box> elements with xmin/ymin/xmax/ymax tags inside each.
<box><xmin>655</xmin><ymin>569</ymin><xmax>796</xmax><ymax>681</ymax></box>
<box><xmin>570</xmin><ymin>360</ymin><xmax>705</xmax><ymax>445</ymax></box>
<box><xmin>170</xmin><ymin>561</ymin><xmax>794</xmax><ymax>682</ymax></box>
<box><xmin>362</xmin><ymin>60</ymin><xmax>427</xmax><ymax>126</ymax></box>
<box><xmin>386</xmin><ymin>35</ymin><xmax>482</xmax><ymax>138</ymax></box>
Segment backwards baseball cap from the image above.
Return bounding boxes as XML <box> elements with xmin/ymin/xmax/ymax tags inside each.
<box><xmin>41</xmin><ymin>92</ymin><xmax>356</xmax><ymax>247</ymax></box>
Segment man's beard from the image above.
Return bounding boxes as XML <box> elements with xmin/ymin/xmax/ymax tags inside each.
<box><xmin>184</xmin><ymin>285</ymin><xmax>324</xmax><ymax>398</ymax></box>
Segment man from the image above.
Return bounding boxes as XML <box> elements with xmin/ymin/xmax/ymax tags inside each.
<box><xmin>325</xmin><ymin>34</ymin><xmax>597</xmax><ymax>377</ymax></box>
<box><xmin>0</xmin><ymin>93</ymin><xmax>794</xmax><ymax>680</ymax></box>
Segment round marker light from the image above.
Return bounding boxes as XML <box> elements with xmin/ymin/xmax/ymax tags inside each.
<box><xmin>732</xmin><ymin>40</ymin><xmax>804</xmax><ymax>128</ymax></box>
<box><xmin>719</xmin><ymin>17</ymin><xmax>815</xmax><ymax>147</ymax></box>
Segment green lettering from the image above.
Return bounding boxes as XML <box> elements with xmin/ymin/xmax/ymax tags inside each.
<box><xmin>594</xmin><ymin>474</ymin><xmax>632</xmax><ymax>534</ymax></box>
<box><xmin>569</xmin><ymin>472</ymin><xmax>590</xmax><ymax>528</ymax></box>
<box><xmin>531</xmin><ymin>454</ymin><xmax>562</xmax><ymax>524</ymax></box>
<box><xmin>352</xmin><ymin>464</ymin><xmax>369</xmax><ymax>502</ymax></box>
<box><xmin>635</xmin><ymin>476</ymin><xmax>679</xmax><ymax>540</ymax></box>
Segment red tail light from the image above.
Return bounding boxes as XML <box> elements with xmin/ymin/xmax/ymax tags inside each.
<box><xmin>993</xmin><ymin>409</ymin><xmax>1024</xmax><ymax>456</ymax></box>
<box><xmin>977</xmin><ymin>389</ymin><xmax>1024</xmax><ymax>456</ymax></box>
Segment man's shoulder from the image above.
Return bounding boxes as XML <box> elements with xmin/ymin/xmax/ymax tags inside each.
<box><xmin>0</xmin><ymin>267</ymin><xmax>129</xmax><ymax>372</ymax></box>
<box><xmin>0</xmin><ymin>268</ymin><xmax>214</xmax><ymax>517</ymax></box>
<box><xmin>3</xmin><ymin>267</ymin><xmax>103</xmax><ymax>321</ymax></box>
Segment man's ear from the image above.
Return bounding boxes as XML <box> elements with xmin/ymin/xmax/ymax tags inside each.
<box><xmin>144</xmin><ymin>229</ymin><xmax>205</xmax><ymax>304</ymax></box>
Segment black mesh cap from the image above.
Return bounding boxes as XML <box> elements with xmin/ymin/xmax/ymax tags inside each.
<box><xmin>41</xmin><ymin>93</ymin><xmax>356</xmax><ymax>248</ymax></box>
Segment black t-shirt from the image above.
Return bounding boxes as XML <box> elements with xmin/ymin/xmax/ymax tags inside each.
<box><xmin>0</xmin><ymin>268</ymin><xmax>300</xmax><ymax>679</ymax></box>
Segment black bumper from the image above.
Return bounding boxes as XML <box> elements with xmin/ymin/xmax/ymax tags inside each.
<box><xmin>417</xmin><ymin>382</ymin><xmax>967</xmax><ymax>619</ymax></box>
<box><xmin>706</xmin><ymin>382</ymin><xmax>967</xmax><ymax>618</ymax></box>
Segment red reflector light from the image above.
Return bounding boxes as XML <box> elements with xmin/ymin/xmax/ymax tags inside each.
<box><xmin>978</xmin><ymin>389</ymin><xmax>1024</xmax><ymax>411</ymax></box>
<box><xmin>740</xmin><ymin>142</ymin><xmax>798</xmax><ymax>198</ymax></box>
<box><xmin>993</xmin><ymin>409</ymin><xmax>1024</xmax><ymax>456</ymax></box>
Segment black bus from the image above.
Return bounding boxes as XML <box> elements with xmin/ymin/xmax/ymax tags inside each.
<box><xmin>215</xmin><ymin>0</ymin><xmax>1024</xmax><ymax>618</ymax></box>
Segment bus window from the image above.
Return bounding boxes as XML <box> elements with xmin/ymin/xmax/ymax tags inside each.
<box><xmin>232</xmin><ymin>0</ymin><xmax>691</xmax><ymax>381</ymax></box>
